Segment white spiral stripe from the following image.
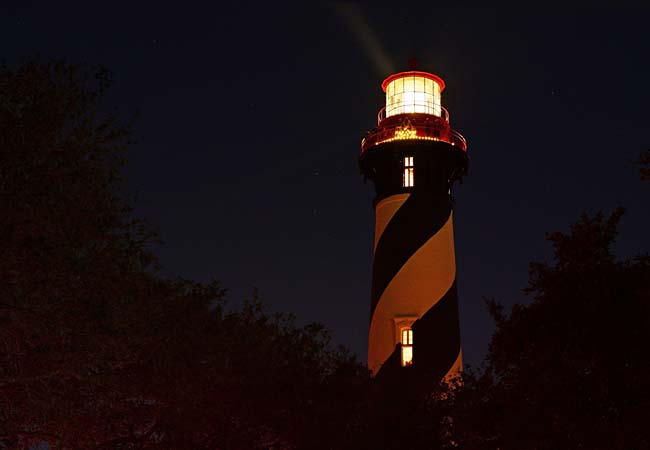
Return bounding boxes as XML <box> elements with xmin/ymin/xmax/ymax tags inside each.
<box><xmin>368</xmin><ymin>212</ymin><xmax>456</xmax><ymax>375</ymax></box>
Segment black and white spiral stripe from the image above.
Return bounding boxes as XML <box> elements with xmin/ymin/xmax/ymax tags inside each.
<box><xmin>368</xmin><ymin>187</ymin><xmax>462</xmax><ymax>382</ymax></box>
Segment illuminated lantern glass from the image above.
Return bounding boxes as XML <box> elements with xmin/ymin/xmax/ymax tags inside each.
<box><xmin>385</xmin><ymin>75</ymin><xmax>441</xmax><ymax>118</ymax></box>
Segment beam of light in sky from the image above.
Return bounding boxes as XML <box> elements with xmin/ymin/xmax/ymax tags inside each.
<box><xmin>334</xmin><ymin>3</ymin><xmax>395</xmax><ymax>76</ymax></box>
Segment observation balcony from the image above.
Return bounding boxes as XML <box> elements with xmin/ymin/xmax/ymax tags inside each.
<box><xmin>361</xmin><ymin>104</ymin><xmax>467</xmax><ymax>154</ymax></box>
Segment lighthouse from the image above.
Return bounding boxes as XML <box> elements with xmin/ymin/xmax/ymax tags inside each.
<box><xmin>359</xmin><ymin>65</ymin><xmax>468</xmax><ymax>384</ymax></box>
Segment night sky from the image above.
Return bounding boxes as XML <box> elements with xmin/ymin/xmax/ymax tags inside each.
<box><xmin>3</xmin><ymin>4</ymin><xmax>649</xmax><ymax>367</ymax></box>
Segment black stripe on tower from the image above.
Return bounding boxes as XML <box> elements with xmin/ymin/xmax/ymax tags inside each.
<box><xmin>376</xmin><ymin>281</ymin><xmax>461</xmax><ymax>383</ymax></box>
<box><xmin>370</xmin><ymin>190</ymin><xmax>453</xmax><ymax>319</ymax></box>
<box><xmin>360</xmin><ymin>140</ymin><xmax>467</xmax><ymax>383</ymax></box>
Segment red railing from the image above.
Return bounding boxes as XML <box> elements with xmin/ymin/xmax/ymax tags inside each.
<box><xmin>449</xmin><ymin>129</ymin><xmax>467</xmax><ymax>150</ymax></box>
<box><xmin>361</xmin><ymin>111</ymin><xmax>467</xmax><ymax>153</ymax></box>
<box><xmin>378</xmin><ymin>105</ymin><xmax>450</xmax><ymax>124</ymax></box>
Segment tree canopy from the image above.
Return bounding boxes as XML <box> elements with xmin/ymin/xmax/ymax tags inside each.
<box><xmin>445</xmin><ymin>209</ymin><xmax>650</xmax><ymax>450</ymax></box>
<box><xmin>0</xmin><ymin>61</ymin><xmax>370</xmax><ymax>450</ymax></box>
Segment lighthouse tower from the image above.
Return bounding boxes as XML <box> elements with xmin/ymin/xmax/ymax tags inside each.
<box><xmin>359</xmin><ymin>64</ymin><xmax>468</xmax><ymax>383</ymax></box>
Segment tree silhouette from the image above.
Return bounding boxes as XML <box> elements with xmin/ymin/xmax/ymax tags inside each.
<box><xmin>446</xmin><ymin>209</ymin><xmax>650</xmax><ymax>450</ymax></box>
<box><xmin>0</xmin><ymin>61</ymin><xmax>370</xmax><ymax>450</ymax></box>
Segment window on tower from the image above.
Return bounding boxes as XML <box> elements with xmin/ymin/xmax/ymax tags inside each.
<box><xmin>401</xmin><ymin>328</ymin><xmax>413</xmax><ymax>366</ymax></box>
<box><xmin>403</xmin><ymin>156</ymin><xmax>414</xmax><ymax>187</ymax></box>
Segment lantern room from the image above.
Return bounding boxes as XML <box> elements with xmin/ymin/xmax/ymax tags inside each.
<box><xmin>360</xmin><ymin>66</ymin><xmax>467</xmax><ymax>153</ymax></box>
<box><xmin>381</xmin><ymin>71</ymin><xmax>445</xmax><ymax>119</ymax></box>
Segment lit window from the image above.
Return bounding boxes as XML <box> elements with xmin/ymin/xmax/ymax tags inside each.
<box><xmin>403</xmin><ymin>156</ymin><xmax>414</xmax><ymax>187</ymax></box>
<box><xmin>401</xmin><ymin>328</ymin><xmax>413</xmax><ymax>345</ymax></box>
<box><xmin>401</xmin><ymin>328</ymin><xmax>413</xmax><ymax>366</ymax></box>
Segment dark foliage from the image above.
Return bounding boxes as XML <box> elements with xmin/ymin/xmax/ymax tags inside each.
<box><xmin>446</xmin><ymin>209</ymin><xmax>650</xmax><ymax>450</ymax></box>
<box><xmin>0</xmin><ymin>61</ymin><xmax>371</xmax><ymax>450</ymax></box>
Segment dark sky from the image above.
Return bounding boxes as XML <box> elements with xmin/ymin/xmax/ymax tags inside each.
<box><xmin>3</xmin><ymin>4</ymin><xmax>649</xmax><ymax>366</ymax></box>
